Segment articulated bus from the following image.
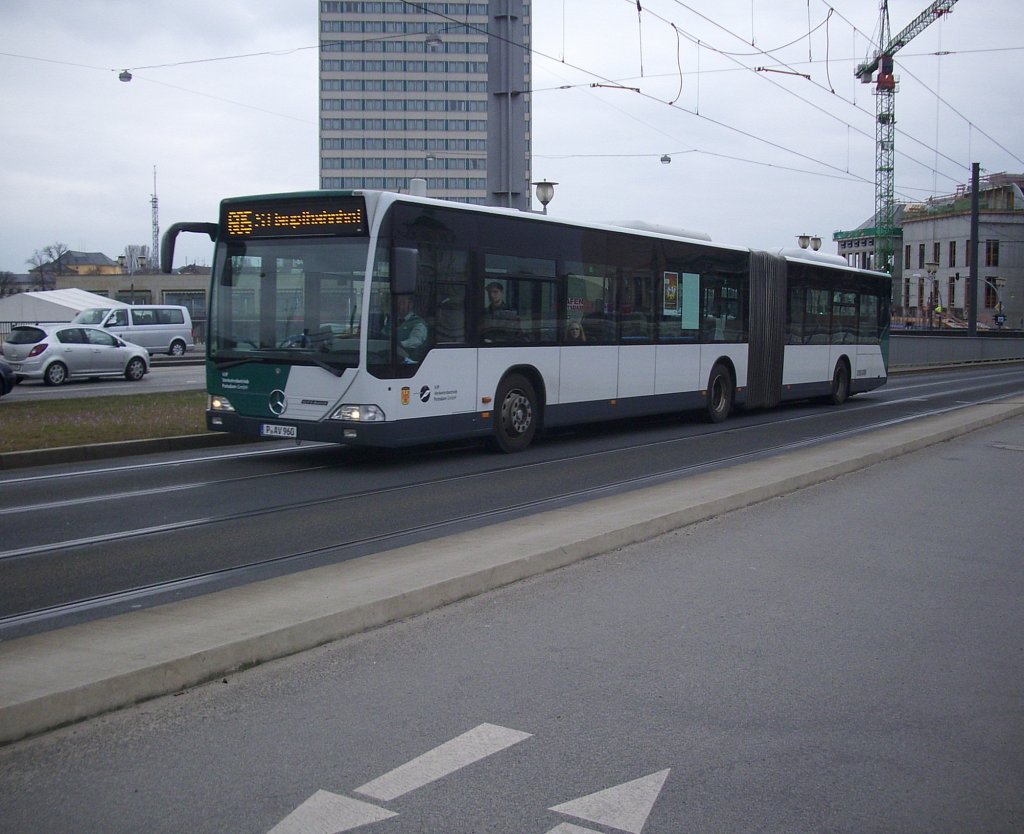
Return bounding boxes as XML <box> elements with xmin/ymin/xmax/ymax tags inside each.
<box><xmin>162</xmin><ymin>189</ymin><xmax>890</xmax><ymax>453</ymax></box>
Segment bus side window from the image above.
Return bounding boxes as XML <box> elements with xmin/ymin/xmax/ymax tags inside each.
<box><xmin>617</xmin><ymin>274</ymin><xmax>653</xmax><ymax>341</ymax></box>
<box><xmin>436</xmin><ymin>282</ymin><xmax>466</xmax><ymax>343</ymax></box>
<box><xmin>787</xmin><ymin>286</ymin><xmax>805</xmax><ymax>344</ymax></box>
<box><xmin>701</xmin><ymin>276</ymin><xmax>747</xmax><ymax>343</ymax></box>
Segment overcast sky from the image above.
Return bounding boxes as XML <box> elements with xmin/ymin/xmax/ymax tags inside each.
<box><xmin>1</xmin><ymin>0</ymin><xmax>1021</xmax><ymax>274</ymax></box>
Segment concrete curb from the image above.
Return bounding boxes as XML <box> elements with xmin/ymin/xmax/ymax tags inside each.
<box><xmin>1</xmin><ymin>400</ymin><xmax>1023</xmax><ymax>744</ymax></box>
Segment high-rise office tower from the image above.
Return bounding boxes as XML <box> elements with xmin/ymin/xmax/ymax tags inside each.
<box><xmin>319</xmin><ymin>1</ymin><xmax>531</xmax><ymax>209</ymax></box>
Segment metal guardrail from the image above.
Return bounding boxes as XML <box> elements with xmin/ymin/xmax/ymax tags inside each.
<box><xmin>890</xmin><ymin>332</ymin><xmax>1024</xmax><ymax>368</ymax></box>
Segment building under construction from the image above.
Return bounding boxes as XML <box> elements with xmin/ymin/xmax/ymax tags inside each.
<box><xmin>895</xmin><ymin>173</ymin><xmax>1024</xmax><ymax>329</ymax></box>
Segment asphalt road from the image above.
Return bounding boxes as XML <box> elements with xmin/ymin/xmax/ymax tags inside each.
<box><xmin>1</xmin><ymin>412</ymin><xmax>1021</xmax><ymax>833</ymax></box>
<box><xmin>3</xmin><ymin>365</ymin><xmax>1023</xmax><ymax>639</ymax></box>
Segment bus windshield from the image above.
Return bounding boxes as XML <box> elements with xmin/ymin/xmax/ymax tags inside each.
<box><xmin>208</xmin><ymin>237</ymin><xmax>370</xmax><ymax>371</ymax></box>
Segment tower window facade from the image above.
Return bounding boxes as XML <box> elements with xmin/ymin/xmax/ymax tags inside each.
<box><xmin>319</xmin><ymin>1</ymin><xmax>531</xmax><ymax>205</ymax></box>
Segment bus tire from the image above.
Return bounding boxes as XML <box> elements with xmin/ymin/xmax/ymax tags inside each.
<box><xmin>489</xmin><ymin>373</ymin><xmax>537</xmax><ymax>453</ymax></box>
<box><xmin>828</xmin><ymin>360</ymin><xmax>850</xmax><ymax>405</ymax></box>
<box><xmin>705</xmin><ymin>363</ymin><xmax>733</xmax><ymax>423</ymax></box>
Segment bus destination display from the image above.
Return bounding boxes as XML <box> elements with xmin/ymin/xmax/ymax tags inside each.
<box><xmin>224</xmin><ymin>199</ymin><xmax>367</xmax><ymax>239</ymax></box>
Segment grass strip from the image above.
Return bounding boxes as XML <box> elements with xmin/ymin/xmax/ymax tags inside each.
<box><xmin>0</xmin><ymin>391</ymin><xmax>208</xmax><ymax>453</ymax></box>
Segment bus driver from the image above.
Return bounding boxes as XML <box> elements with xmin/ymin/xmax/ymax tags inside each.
<box><xmin>395</xmin><ymin>294</ymin><xmax>428</xmax><ymax>363</ymax></box>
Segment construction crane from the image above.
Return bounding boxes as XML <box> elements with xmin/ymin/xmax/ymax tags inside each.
<box><xmin>853</xmin><ymin>0</ymin><xmax>958</xmax><ymax>272</ymax></box>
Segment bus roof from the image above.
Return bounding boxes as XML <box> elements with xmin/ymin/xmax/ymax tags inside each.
<box><xmin>218</xmin><ymin>189</ymin><xmax>887</xmax><ymax>279</ymax></box>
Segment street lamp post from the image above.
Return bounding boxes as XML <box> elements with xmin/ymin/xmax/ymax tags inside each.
<box><xmin>532</xmin><ymin>180</ymin><xmax>557</xmax><ymax>215</ymax></box>
<box><xmin>925</xmin><ymin>261</ymin><xmax>939</xmax><ymax>328</ymax></box>
<box><xmin>796</xmin><ymin>234</ymin><xmax>822</xmax><ymax>251</ymax></box>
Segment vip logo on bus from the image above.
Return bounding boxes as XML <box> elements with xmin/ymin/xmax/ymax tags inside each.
<box><xmin>420</xmin><ymin>386</ymin><xmax>431</xmax><ymax>403</ymax></box>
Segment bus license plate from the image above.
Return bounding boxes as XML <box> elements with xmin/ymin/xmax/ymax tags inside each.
<box><xmin>261</xmin><ymin>424</ymin><xmax>297</xmax><ymax>438</ymax></box>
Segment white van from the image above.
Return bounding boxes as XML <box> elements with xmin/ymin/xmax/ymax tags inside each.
<box><xmin>72</xmin><ymin>305</ymin><xmax>194</xmax><ymax>356</ymax></box>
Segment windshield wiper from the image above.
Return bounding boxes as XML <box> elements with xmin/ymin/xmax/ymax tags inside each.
<box><xmin>309</xmin><ymin>357</ymin><xmax>346</xmax><ymax>377</ymax></box>
<box><xmin>212</xmin><ymin>352</ymin><xmax>348</xmax><ymax>377</ymax></box>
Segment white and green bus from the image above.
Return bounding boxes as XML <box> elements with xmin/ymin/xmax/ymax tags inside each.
<box><xmin>162</xmin><ymin>189</ymin><xmax>890</xmax><ymax>453</ymax></box>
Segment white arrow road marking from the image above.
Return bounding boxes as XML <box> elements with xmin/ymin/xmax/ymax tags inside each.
<box><xmin>544</xmin><ymin>825</ymin><xmax>603</xmax><ymax>834</ymax></box>
<box><xmin>550</xmin><ymin>769</ymin><xmax>671</xmax><ymax>834</ymax></box>
<box><xmin>267</xmin><ymin>790</ymin><xmax>397</xmax><ymax>834</ymax></box>
<box><xmin>355</xmin><ymin>722</ymin><xmax>533</xmax><ymax>801</ymax></box>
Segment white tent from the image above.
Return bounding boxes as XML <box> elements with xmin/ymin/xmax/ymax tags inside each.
<box><xmin>0</xmin><ymin>289</ymin><xmax>127</xmax><ymax>324</ymax></box>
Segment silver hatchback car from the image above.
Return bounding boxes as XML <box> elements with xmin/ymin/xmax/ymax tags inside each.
<box><xmin>1</xmin><ymin>324</ymin><xmax>150</xmax><ymax>386</ymax></box>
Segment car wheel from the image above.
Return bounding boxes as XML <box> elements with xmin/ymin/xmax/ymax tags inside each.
<box><xmin>125</xmin><ymin>357</ymin><xmax>147</xmax><ymax>381</ymax></box>
<box><xmin>44</xmin><ymin>362</ymin><xmax>68</xmax><ymax>386</ymax></box>
<box><xmin>488</xmin><ymin>373</ymin><xmax>538</xmax><ymax>453</ymax></box>
<box><xmin>169</xmin><ymin>340</ymin><xmax>186</xmax><ymax>357</ymax></box>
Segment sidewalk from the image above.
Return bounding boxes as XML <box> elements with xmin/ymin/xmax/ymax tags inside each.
<box><xmin>2</xmin><ymin>398</ymin><xmax>1023</xmax><ymax>744</ymax></box>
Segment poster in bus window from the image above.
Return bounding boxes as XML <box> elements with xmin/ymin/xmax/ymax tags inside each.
<box><xmin>681</xmin><ymin>272</ymin><xmax>701</xmax><ymax>330</ymax></box>
<box><xmin>663</xmin><ymin>272</ymin><xmax>679</xmax><ymax>315</ymax></box>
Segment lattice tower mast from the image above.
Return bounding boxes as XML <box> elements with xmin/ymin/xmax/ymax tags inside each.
<box><xmin>854</xmin><ymin>0</ymin><xmax>958</xmax><ymax>272</ymax></box>
<box><xmin>150</xmin><ymin>166</ymin><xmax>160</xmax><ymax>272</ymax></box>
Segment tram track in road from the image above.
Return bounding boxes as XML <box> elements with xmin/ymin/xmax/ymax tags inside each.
<box><xmin>3</xmin><ymin>378</ymin><xmax>1022</xmax><ymax>637</ymax></box>
<box><xmin>2</xmin><ymin>363</ymin><xmax>1018</xmax><ymax>496</ymax></box>
<box><xmin>2</xmin><ymin>369</ymin><xmax>1021</xmax><ymax>562</ymax></box>
<box><xmin>2</xmin><ymin>369</ymin><xmax>1019</xmax><ymax>562</ymax></box>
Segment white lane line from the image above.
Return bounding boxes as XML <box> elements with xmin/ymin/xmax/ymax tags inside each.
<box><xmin>0</xmin><ymin>444</ymin><xmax>326</xmax><ymax>485</ymax></box>
<box><xmin>550</xmin><ymin>769</ymin><xmax>671</xmax><ymax>834</ymax></box>
<box><xmin>267</xmin><ymin>790</ymin><xmax>396</xmax><ymax>834</ymax></box>
<box><xmin>0</xmin><ymin>518</ymin><xmax>216</xmax><ymax>560</ymax></box>
<box><xmin>354</xmin><ymin>722</ymin><xmax>532</xmax><ymax>802</ymax></box>
<box><xmin>544</xmin><ymin>825</ymin><xmax>603</xmax><ymax>834</ymax></box>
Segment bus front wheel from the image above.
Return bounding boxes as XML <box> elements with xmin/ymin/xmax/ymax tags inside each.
<box><xmin>489</xmin><ymin>373</ymin><xmax>537</xmax><ymax>453</ymax></box>
<box><xmin>705</xmin><ymin>363</ymin><xmax>733</xmax><ymax>423</ymax></box>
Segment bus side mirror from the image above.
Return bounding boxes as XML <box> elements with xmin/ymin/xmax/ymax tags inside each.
<box><xmin>392</xmin><ymin>247</ymin><xmax>419</xmax><ymax>295</ymax></box>
<box><xmin>161</xmin><ymin>222</ymin><xmax>218</xmax><ymax>274</ymax></box>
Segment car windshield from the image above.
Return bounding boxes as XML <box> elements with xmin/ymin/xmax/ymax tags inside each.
<box><xmin>208</xmin><ymin>237</ymin><xmax>370</xmax><ymax>371</ymax></box>
<box><xmin>72</xmin><ymin>308</ymin><xmax>110</xmax><ymax>325</ymax></box>
<box><xmin>5</xmin><ymin>327</ymin><xmax>46</xmax><ymax>344</ymax></box>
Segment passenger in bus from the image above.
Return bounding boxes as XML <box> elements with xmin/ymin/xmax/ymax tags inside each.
<box><xmin>395</xmin><ymin>294</ymin><xmax>428</xmax><ymax>363</ymax></box>
<box><xmin>481</xmin><ymin>280</ymin><xmax>520</xmax><ymax>342</ymax></box>
<box><xmin>484</xmin><ymin>281</ymin><xmax>512</xmax><ymax>318</ymax></box>
<box><xmin>564</xmin><ymin>320</ymin><xmax>586</xmax><ymax>343</ymax></box>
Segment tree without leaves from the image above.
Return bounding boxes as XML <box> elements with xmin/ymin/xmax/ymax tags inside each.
<box><xmin>26</xmin><ymin>242</ymin><xmax>70</xmax><ymax>290</ymax></box>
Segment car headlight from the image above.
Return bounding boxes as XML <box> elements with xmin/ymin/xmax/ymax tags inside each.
<box><xmin>208</xmin><ymin>394</ymin><xmax>236</xmax><ymax>412</ymax></box>
<box><xmin>331</xmin><ymin>404</ymin><xmax>385</xmax><ymax>422</ymax></box>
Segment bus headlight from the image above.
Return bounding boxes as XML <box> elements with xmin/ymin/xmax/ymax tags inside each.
<box><xmin>208</xmin><ymin>394</ymin><xmax>236</xmax><ymax>412</ymax></box>
<box><xmin>331</xmin><ymin>404</ymin><xmax>386</xmax><ymax>422</ymax></box>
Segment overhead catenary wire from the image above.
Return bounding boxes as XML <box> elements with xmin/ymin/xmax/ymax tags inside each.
<box><xmin>400</xmin><ymin>0</ymin><xmax>876</xmax><ymax>185</ymax></box>
<box><xmin>817</xmin><ymin>0</ymin><xmax>1024</xmax><ymax>170</ymax></box>
<box><xmin>6</xmin><ymin>3</ymin><xmax>1018</xmax><ymax>192</ymax></box>
<box><xmin>646</xmin><ymin>0</ymin><xmax>965</xmax><ymax>184</ymax></box>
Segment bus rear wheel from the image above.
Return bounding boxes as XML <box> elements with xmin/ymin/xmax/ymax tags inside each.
<box><xmin>828</xmin><ymin>360</ymin><xmax>850</xmax><ymax>405</ymax></box>
<box><xmin>705</xmin><ymin>363</ymin><xmax>733</xmax><ymax>423</ymax></box>
<box><xmin>489</xmin><ymin>373</ymin><xmax>537</xmax><ymax>453</ymax></box>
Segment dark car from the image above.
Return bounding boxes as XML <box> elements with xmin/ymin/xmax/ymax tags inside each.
<box><xmin>0</xmin><ymin>357</ymin><xmax>14</xmax><ymax>397</ymax></box>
